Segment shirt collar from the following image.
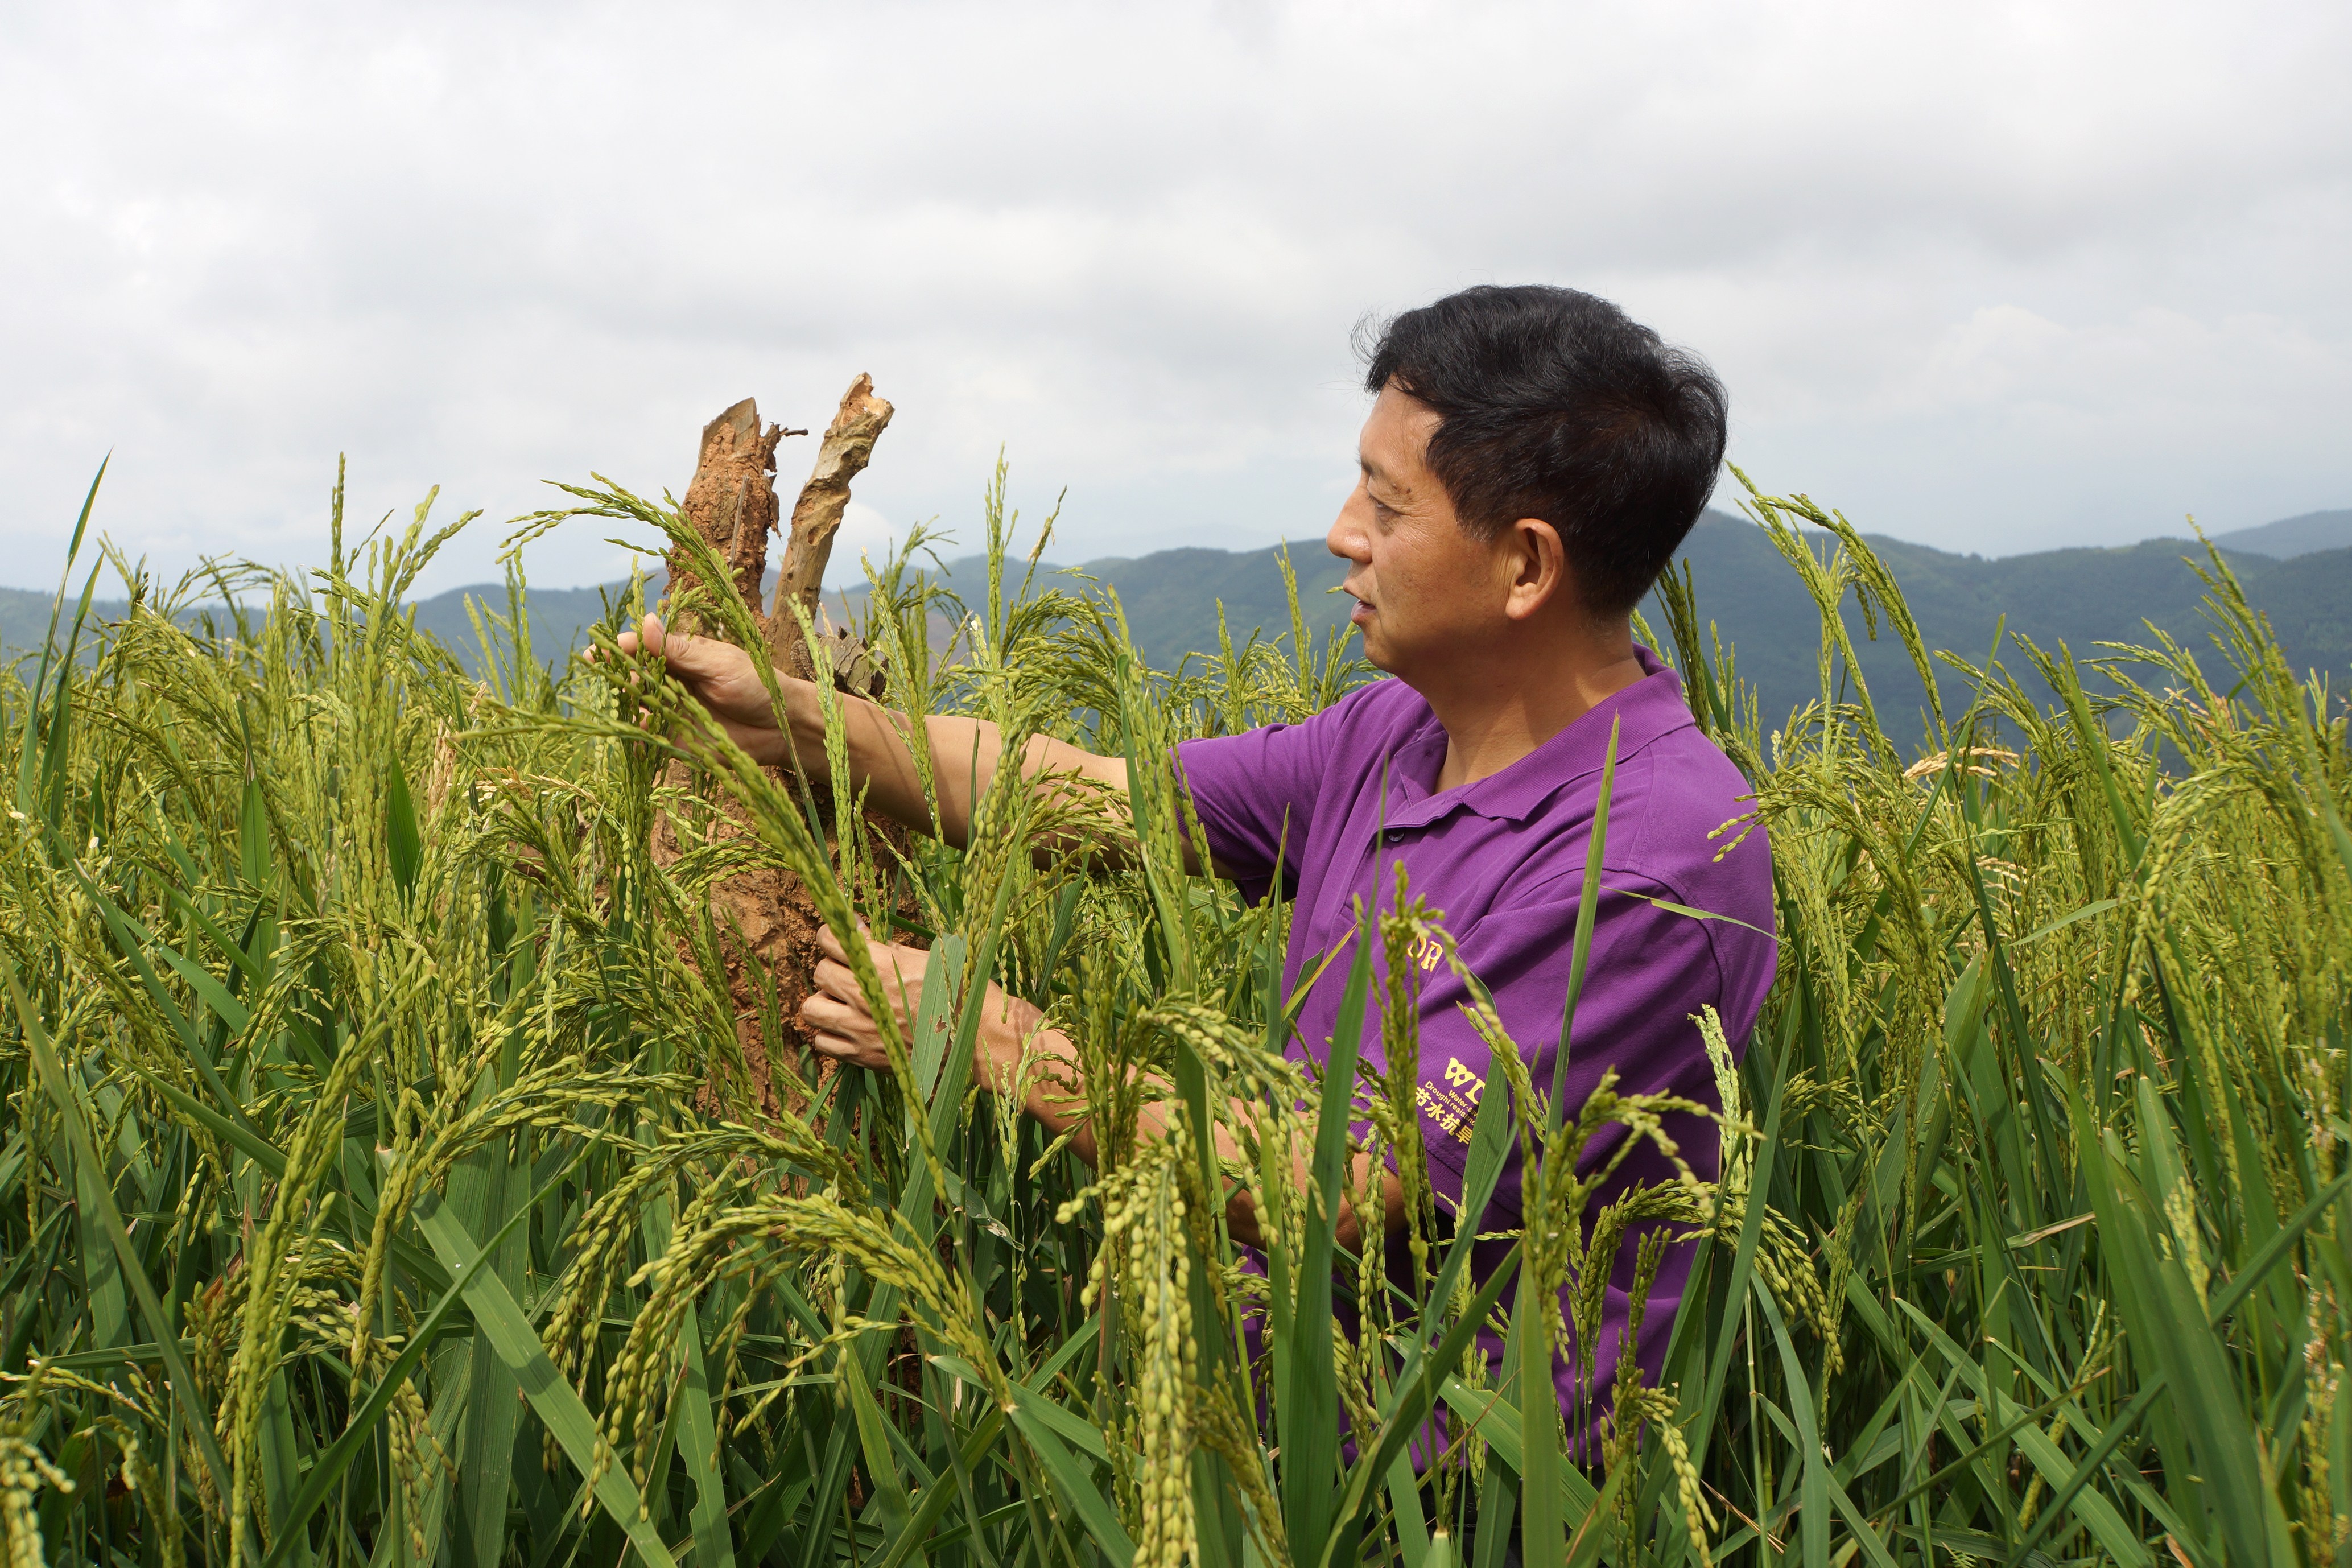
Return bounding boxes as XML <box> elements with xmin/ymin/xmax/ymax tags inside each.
<box><xmin>1381</xmin><ymin>645</ymin><xmax>1697</xmax><ymax>828</ymax></box>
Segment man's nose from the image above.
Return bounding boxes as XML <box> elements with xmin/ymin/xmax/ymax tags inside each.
<box><xmin>1327</xmin><ymin>497</ymin><xmax>1369</xmax><ymax>561</ymax></box>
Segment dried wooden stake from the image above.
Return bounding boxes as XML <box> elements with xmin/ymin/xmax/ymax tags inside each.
<box><xmin>655</xmin><ymin>382</ymin><xmax>897</xmax><ymax>1121</ymax></box>
<box><xmin>769</xmin><ymin>374</ymin><xmax>894</xmax><ymax>678</ymax></box>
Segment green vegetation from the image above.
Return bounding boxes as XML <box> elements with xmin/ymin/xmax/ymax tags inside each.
<box><xmin>4</xmin><ymin>460</ymin><xmax>2351</xmax><ymax>1567</ymax></box>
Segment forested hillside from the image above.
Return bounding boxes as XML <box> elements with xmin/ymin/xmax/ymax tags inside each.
<box><xmin>9</xmin><ymin>509</ymin><xmax>2349</xmax><ymax>728</ymax></box>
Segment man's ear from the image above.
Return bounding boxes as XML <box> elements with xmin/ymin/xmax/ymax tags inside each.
<box><xmin>1501</xmin><ymin>518</ymin><xmax>1567</xmax><ymax>622</ymax></box>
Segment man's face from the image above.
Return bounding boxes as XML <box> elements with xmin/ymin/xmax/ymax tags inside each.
<box><xmin>1326</xmin><ymin>381</ymin><xmax>1518</xmax><ymax>682</ymax></box>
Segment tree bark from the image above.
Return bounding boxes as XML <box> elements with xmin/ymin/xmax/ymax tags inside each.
<box><xmin>675</xmin><ymin>398</ymin><xmax>793</xmax><ymax>632</ymax></box>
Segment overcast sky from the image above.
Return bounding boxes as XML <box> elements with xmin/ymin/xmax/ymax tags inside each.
<box><xmin>5</xmin><ymin>0</ymin><xmax>2347</xmax><ymax>598</ymax></box>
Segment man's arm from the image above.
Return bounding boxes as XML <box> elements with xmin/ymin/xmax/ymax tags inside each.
<box><xmin>800</xmin><ymin>924</ymin><xmax>1407</xmax><ymax>1251</ymax></box>
<box><xmin>620</xmin><ymin>614</ymin><xmax>1161</xmax><ymax>856</ymax></box>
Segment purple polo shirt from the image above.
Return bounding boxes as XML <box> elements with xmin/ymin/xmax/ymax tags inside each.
<box><xmin>1174</xmin><ymin>646</ymin><xmax>1775</xmax><ymax>1448</ymax></box>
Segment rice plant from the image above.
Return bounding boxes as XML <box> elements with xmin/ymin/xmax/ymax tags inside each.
<box><xmin>3</xmin><ymin>455</ymin><xmax>2349</xmax><ymax>1568</ymax></box>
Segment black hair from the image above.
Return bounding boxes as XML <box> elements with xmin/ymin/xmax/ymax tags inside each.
<box><xmin>1360</xmin><ymin>284</ymin><xmax>1728</xmax><ymax>616</ymax></box>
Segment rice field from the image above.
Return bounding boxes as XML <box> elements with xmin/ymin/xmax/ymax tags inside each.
<box><xmin>3</xmin><ymin>461</ymin><xmax>2349</xmax><ymax>1568</ymax></box>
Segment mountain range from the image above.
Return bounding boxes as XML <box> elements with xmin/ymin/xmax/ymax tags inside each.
<box><xmin>7</xmin><ymin>507</ymin><xmax>2349</xmax><ymax>731</ymax></box>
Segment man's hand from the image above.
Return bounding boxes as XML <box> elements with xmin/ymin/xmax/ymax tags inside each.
<box><xmin>614</xmin><ymin>614</ymin><xmax>793</xmax><ymax>767</ymax></box>
<box><xmin>799</xmin><ymin>923</ymin><xmax>933</xmax><ymax>1072</ymax></box>
<box><xmin>608</xmin><ymin>613</ymin><xmax>1149</xmax><ymax>865</ymax></box>
<box><xmin>797</xmin><ymin>924</ymin><xmax>1400</xmax><ymax>1250</ymax></box>
<box><xmin>802</xmin><ymin>924</ymin><xmax>1045</xmax><ymax>1092</ymax></box>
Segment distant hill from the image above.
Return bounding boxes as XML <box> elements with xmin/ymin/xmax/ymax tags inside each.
<box><xmin>0</xmin><ymin>591</ymin><xmax>67</xmax><ymax>667</ymax></box>
<box><xmin>0</xmin><ymin>576</ymin><xmax>648</xmax><ymax>676</ymax></box>
<box><xmin>2205</xmin><ymin>509</ymin><xmax>2352</xmax><ymax>559</ymax></box>
<box><xmin>10</xmin><ymin>509</ymin><xmax>2350</xmax><ymax>730</ymax></box>
<box><xmin>889</xmin><ymin>519</ymin><xmax>2352</xmax><ymax>728</ymax></box>
<box><xmin>1647</xmin><ymin>519</ymin><xmax>2351</xmax><ymax>731</ymax></box>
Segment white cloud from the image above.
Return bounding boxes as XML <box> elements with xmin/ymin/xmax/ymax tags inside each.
<box><xmin>2</xmin><ymin>0</ymin><xmax>2347</xmax><ymax>597</ymax></box>
<box><xmin>830</xmin><ymin>501</ymin><xmax>899</xmax><ymax>582</ymax></box>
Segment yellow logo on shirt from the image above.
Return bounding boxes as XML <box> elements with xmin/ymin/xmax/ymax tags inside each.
<box><xmin>1417</xmin><ymin>1056</ymin><xmax>1487</xmax><ymax>1146</ymax></box>
<box><xmin>1442</xmin><ymin>1055</ymin><xmax>1486</xmax><ymax>1102</ymax></box>
<box><xmin>1408</xmin><ymin>932</ymin><xmax>1444</xmax><ymax>973</ymax></box>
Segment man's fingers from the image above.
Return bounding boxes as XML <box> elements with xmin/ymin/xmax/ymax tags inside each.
<box><xmin>816</xmin><ymin>923</ymin><xmax>903</xmax><ymax>968</ymax></box>
<box><xmin>650</xmin><ymin>620</ymin><xmax>744</xmax><ymax>683</ymax></box>
<box><xmin>591</xmin><ymin>616</ymin><xmax>650</xmax><ymax>663</ymax></box>
<box><xmin>595</xmin><ymin>616</ymin><xmax>742</xmax><ymax>685</ymax></box>
<box><xmin>799</xmin><ymin>991</ymin><xmax>857</xmax><ymax>1030</ymax></box>
<box><xmin>808</xmin><ymin>1033</ymin><xmax>860</xmax><ymax>1062</ymax></box>
<box><xmin>810</xmin><ymin>956</ymin><xmax>861</xmax><ymax>1004</ymax></box>
<box><xmin>617</xmin><ymin>613</ymin><xmax>713</xmax><ymax>679</ymax></box>
<box><xmin>799</xmin><ymin>996</ymin><xmax>885</xmax><ymax>1071</ymax></box>
<box><xmin>595</xmin><ymin>614</ymin><xmax>665</xmax><ymax>667</ymax></box>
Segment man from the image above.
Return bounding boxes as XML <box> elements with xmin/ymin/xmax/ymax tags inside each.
<box><xmin>620</xmin><ymin>284</ymin><xmax>1776</xmax><ymax>1443</ymax></box>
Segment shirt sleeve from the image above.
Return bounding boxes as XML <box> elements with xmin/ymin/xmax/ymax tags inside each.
<box><xmin>1173</xmin><ymin>691</ymin><xmax>1361</xmax><ymax>904</ymax></box>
